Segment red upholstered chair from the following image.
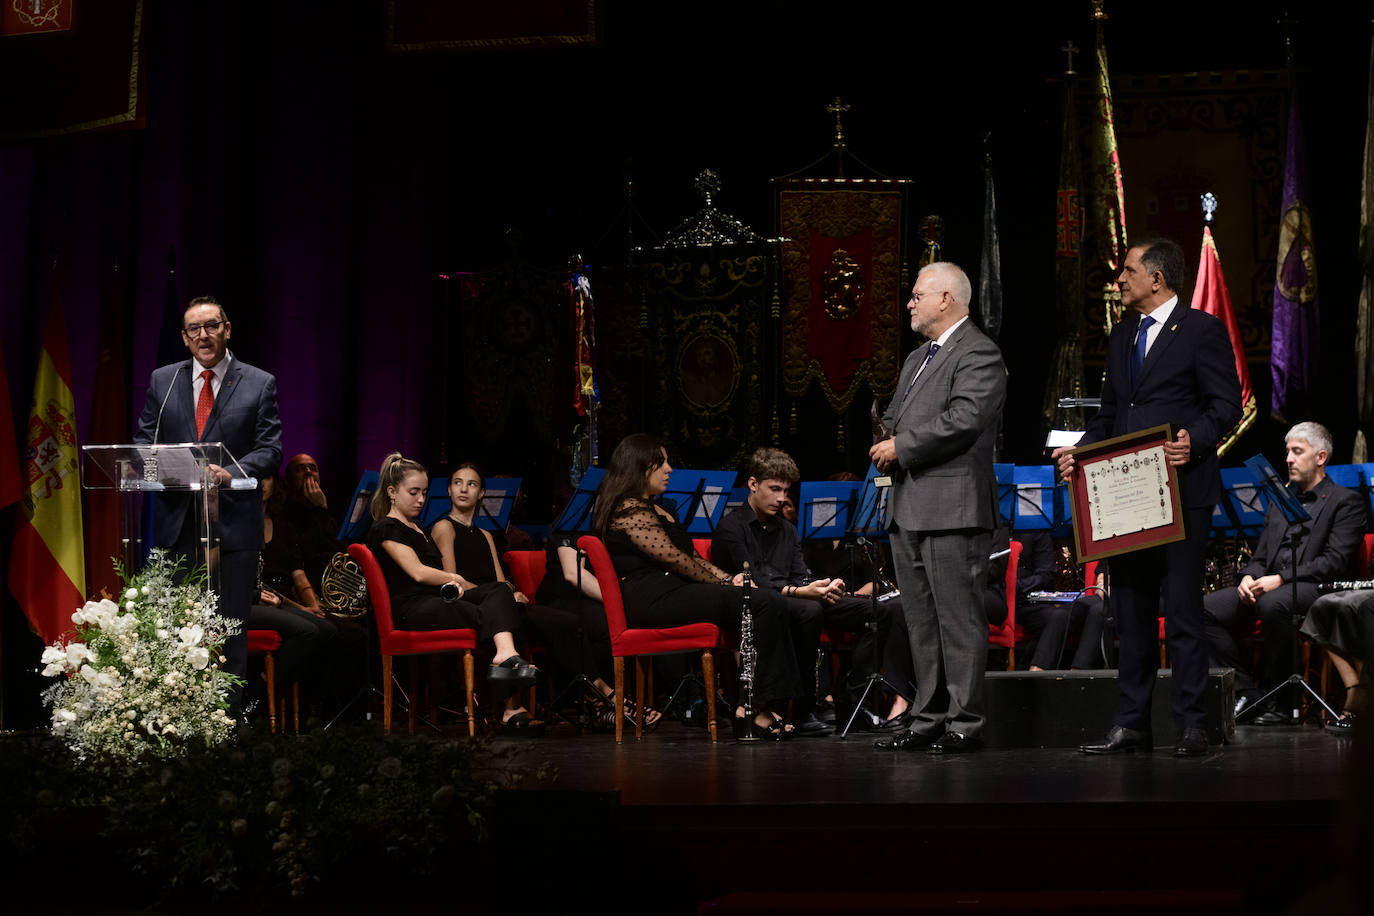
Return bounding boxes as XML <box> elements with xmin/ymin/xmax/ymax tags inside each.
<box><xmin>1315</xmin><ymin>532</ymin><xmax>1374</xmax><ymax>696</ymax></box>
<box><xmin>348</xmin><ymin>543</ymin><xmax>478</xmax><ymax>737</ymax></box>
<box><xmin>503</xmin><ymin>550</ymin><xmax>547</xmax><ymax>599</ymax></box>
<box><xmin>692</xmin><ymin>538</ymin><xmax>713</xmax><ymax>564</ymax></box>
<box><xmin>578</xmin><ymin>534</ymin><xmax>723</xmax><ymax>743</ymax></box>
<box><xmin>988</xmin><ymin>540</ymin><xmax>1023</xmax><ymax>669</ymax></box>
<box><xmin>247</xmin><ymin>629</ymin><xmax>299</xmax><ymax>733</ymax></box>
<box><xmin>503</xmin><ymin>549</ymin><xmax>547</xmax><ymax>711</ymax></box>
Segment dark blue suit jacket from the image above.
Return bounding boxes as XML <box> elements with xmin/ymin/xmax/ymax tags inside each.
<box><xmin>134</xmin><ymin>356</ymin><xmax>282</xmax><ymax>552</ymax></box>
<box><xmin>1079</xmin><ymin>304</ymin><xmax>1242</xmax><ymax>509</ymax></box>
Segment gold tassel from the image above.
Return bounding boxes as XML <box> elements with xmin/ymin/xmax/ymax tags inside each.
<box><xmin>837</xmin><ymin>418</ymin><xmax>846</xmax><ymax>452</ymax></box>
<box><xmin>789</xmin><ymin>403</ymin><xmax>799</xmax><ymax>435</ymax></box>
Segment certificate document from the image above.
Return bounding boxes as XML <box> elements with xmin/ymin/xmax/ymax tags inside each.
<box><xmin>1082</xmin><ymin>445</ymin><xmax>1173</xmax><ymax>541</ymax></box>
<box><xmin>1066</xmin><ymin>424</ymin><xmax>1185</xmax><ymax>563</ymax></box>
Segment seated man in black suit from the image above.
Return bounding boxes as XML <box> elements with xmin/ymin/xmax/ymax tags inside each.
<box><xmin>1204</xmin><ymin>422</ymin><xmax>1365</xmax><ymax>723</ymax></box>
<box><xmin>712</xmin><ymin>448</ymin><xmax>896</xmax><ymax>736</ymax></box>
<box><xmin>279</xmin><ymin>453</ymin><xmax>344</xmax><ymax>593</ymax></box>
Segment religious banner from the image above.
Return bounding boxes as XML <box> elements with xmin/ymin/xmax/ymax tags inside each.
<box><xmin>1191</xmin><ymin>225</ymin><xmax>1255</xmax><ymax>455</ymax></box>
<box><xmin>1044</xmin><ymin>78</ymin><xmax>1087</xmax><ymax>431</ymax></box>
<box><xmin>1271</xmin><ymin>82</ymin><xmax>1320</xmax><ymax>424</ymax></box>
<box><xmin>0</xmin><ymin>0</ymin><xmax>143</xmax><ymax>140</ymax></box>
<box><xmin>385</xmin><ymin>0</ymin><xmax>601</xmax><ymax>52</ymax></box>
<box><xmin>640</xmin><ymin>248</ymin><xmax>774</xmax><ymax>471</ymax></box>
<box><xmin>778</xmin><ymin>182</ymin><xmax>904</xmax><ymax>414</ymax></box>
<box><xmin>1356</xmin><ymin>31</ymin><xmax>1374</xmax><ymax>461</ymax></box>
<box><xmin>1</xmin><ymin>0</ymin><xmax>73</xmax><ymax>34</ymax></box>
<box><xmin>1088</xmin><ymin>0</ymin><xmax>1128</xmax><ymax>336</ymax></box>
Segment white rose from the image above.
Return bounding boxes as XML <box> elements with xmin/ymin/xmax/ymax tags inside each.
<box><xmin>125</xmin><ymin>588</ymin><xmax>138</xmax><ymax>600</ymax></box>
<box><xmin>125</xmin><ymin>602</ymin><xmax>136</xmax><ymax>611</ymax></box>
<box><xmin>177</xmin><ymin>625</ymin><xmax>204</xmax><ymax>647</ymax></box>
<box><xmin>141</xmin><ymin>586</ymin><xmax>150</xmax><ymax>595</ymax></box>
<box><xmin>187</xmin><ymin>646</ymin><xmax>211</xmax><ymax>670</ymax></box>
<box><xmin>80</xmin><ymin>666</ymin><xmax>101</xmax><ymax>685</ymax></box>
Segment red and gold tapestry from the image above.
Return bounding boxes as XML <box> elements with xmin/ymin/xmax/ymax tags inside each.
<box><xmin>0</xmin><ymin>0</ymin><xmax>143</xmax><ymax>139</ymax></box>
<box><xmin>779</xmin><ymin>185</ymin><xmax>904</xmax><ymax>412</ymax></box>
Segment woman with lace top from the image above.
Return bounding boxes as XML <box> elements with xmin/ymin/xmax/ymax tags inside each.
<box><xmin>594</xmin><ymin>434</ymin><xmax>802</xmax><ymax>739</ymax></box>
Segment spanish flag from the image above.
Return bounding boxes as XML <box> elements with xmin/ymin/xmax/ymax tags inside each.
<box><xmin>1191</xmin><ymin>226</ymin><xmax>1256</xmax><ymax>455</ymax></box>
<box><xmin>9</xmin><ymin>273</ymin><xmax>85</xmax><ymax>645</ymax></box>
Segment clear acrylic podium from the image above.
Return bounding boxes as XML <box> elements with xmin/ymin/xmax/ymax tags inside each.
<box><xmin>82</xmin><ymin>442</ymin><xmax>253</xmax><ymax>592</ymax></box>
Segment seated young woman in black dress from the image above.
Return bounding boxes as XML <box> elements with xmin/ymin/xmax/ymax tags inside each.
<box><xmin>595</xmin><ymin>434</ymin><xmax>803</xmax><ymax>739</ymax></box>
<box><xmin>365</xmin><ymin>453</ymin><xmax>538</xmax><ymax>729</ymax></box>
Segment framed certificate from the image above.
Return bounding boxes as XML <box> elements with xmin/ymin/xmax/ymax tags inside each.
<box><xmin>1066</xmin><ymin>424</ymin><xmax>1185</xmax><ymax>563</ymax></box>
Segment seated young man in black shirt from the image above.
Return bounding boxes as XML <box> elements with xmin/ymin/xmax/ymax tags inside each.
<box><xmin>711</xmin><ymin>448</ymin><xmax>898</xmax><ymax>736</ymax></box>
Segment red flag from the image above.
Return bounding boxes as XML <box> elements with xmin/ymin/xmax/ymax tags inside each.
<box><xmin>9</xmin><ymin>272</ymin><xmax>85</xmax><ymax>644</ymax></box>
<box><xmin>83</xmin><ymin>262</ymin><xmax>128</xmax><ymax>597</ymax></box>
<box><xmin>1191</xmin><ymin>226</ymin><xmax>1256</xmax><ymax>454</ymax></box>
<box><xmin>0</xmin><ymin>343</ymin><xmax>21</xmax><ymax>510</ymax></box>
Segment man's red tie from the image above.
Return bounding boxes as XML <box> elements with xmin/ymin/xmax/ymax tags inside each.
<box><xmin>195</xmin><ymin>370</ymin><xmax>215</xmax><ymax>439</ymax></box>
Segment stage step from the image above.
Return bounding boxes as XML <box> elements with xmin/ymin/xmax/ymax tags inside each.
<box><xmin>983</xmin><ymin>667</ymin><xmax>1236</xmax><ymax>748</ymax></box>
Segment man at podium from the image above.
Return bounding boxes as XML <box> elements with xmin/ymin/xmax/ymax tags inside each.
<box><xmin>134</xmin><ymin>296</ymin><xmax>282</xmax><ymax>715</ymax></box>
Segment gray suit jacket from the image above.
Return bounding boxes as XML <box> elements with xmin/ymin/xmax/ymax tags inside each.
<box><xmin>134</xmin><ymin>355</ymin><xmax>282</xmax><ymax>552</ymax></box>
<box><xmin>882</xmin><ymin>318</ymin><xmax>1007</xmax><ymax>533</ymax></box>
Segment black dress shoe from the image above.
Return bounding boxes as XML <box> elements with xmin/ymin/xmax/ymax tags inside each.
<box><xmin>927</xmin><ymin>731</ymin><xmax>983</xmax><ymax>754</ymax></box>
<box><xmin>1251</xmin><ymin>710</ymin><xmax>1292</xmax><ymax>727</ymax></box>
<box><xmin>792</xmin><ymin>712</ymin><xmax>834</xmax><ymax>737</ymax></box>
<box><xmin>874</xmin><ymin>728</ymin><xmax>938</xmax><ymax>751</ymax></box>
<box><xmin>1080</xmin><ymin>725</ymin><xmax>1152</xmax><ymax>755</ymax></box>
<box><xmin>1174</xmin><ymin>727</ymin><xmax>1209</xmax><ymax>757</ymax></box>
<box><xmin>1326</xmin><ymin>711</ymin><xmax>1356</xmax><ymax>734</ymax></box>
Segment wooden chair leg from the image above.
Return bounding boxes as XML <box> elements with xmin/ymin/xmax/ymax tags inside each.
<box><xmin>1007</xmin><ymin>648</ymin><xmax>1015</xmax><ymax>671</ymax></box>
<box><xmin>291</xmin><ymin>683</ymin><xmax>300</xmax><ymax>734</ymax></box>
<box><xmin>408</xmin><ymin>659</ymin><xmax>419</xmax><ymax>736</ymax></box>
<box><xmin>613</xmin><ymin>656</ymin><xmax>625</xmax><ymax>744</ymax></box>
<box><xmin>463</xmin><ymin>650</ymin><xmax>476</xmax><ymax>737</ymax></box>
<box><xmin>701</xmin><ymin>650</ymin><xmax>717</xmax><ymax>742</ymax></box>
<box><xmin>264</xmin><ymin>653</ymin><xmax>278</xmax><ymax>734</ymax></box>
<box><xmin>382</xmin><ymin>655</ymin><xmax>394</xmax><ymax>735</ymax></box>
<box><xmin>634</xmin><ymin>658</ymin><xmax>648</xmax><ymax>740</ymax></box>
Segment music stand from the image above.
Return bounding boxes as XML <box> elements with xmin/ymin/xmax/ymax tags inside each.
<box><xmin>1234</xmin><ymin>454</ymin><xmax>1339</xmax><ymax>723</ymax></box>
<box><xmin>542</xmin><ymin>469</ymin><xmax>621</xmax><ymax>729</ymax></box>
<box><xmin>419</xmin><ymin>477</ymin><xmax>523</xmax><ymax>531</ymax></box>
<box><xmin>661</xmin><ymin>469</ymin><xmax>736</xmax><ymax>535</ymax></box>
<box><xmin>338</xmin><ymin>470</ymin><xmax>380</xmax><ymax>542</ymax></box>
<box><xmin>838</xmin><ymin>471</ymin><xmax>907</xmax><ymax>738</ymax></box>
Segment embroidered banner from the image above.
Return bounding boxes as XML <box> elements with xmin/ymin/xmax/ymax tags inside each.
<box><xmin>778</xmin><ymin>185</ymin><xmax>903</xmax><ymax>413</ymax></box>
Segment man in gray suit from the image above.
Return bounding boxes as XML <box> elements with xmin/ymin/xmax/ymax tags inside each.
<box><xmin>135</xmin><ymin>296</ymin><xmax>283</xmax><ymax>714</ymax></box>
<box><xmin>870</xmin><ymin>261</ymin><xmax>1007</xmax><ymax>754</ymax></box>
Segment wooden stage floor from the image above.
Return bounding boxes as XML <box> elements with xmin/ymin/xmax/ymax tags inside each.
<box><xmin>486</xmin><ymin>721</ymin><xmax>1369</xmax><ymax>915</ymax></box>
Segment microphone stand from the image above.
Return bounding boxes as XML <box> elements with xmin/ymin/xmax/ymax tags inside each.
<box><xmin>1234</xmin><ymin>518</ymin><xmax>1339</xmax><ymax>723</ymax></box>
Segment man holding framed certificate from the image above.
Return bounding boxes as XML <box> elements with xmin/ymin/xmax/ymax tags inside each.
<box><xmin>1054</xmin><ymin>238</ymin><xmax>1241</xmax><ymax>757</ymax></box>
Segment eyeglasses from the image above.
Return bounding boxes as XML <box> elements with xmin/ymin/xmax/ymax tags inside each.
<box><xmin>184</xmin><ymin>320</ymin><xmax>225</xmax><ymax>337</ymax></box>
<box><xmin>910</xmin><ymin>289</ymin><xmax>946</xmax><ymax>303</ymax></box>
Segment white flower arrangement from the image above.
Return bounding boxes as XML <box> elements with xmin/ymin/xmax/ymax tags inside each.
<box><xmin>41</xmin><ymin>549</ymin><xmax>242</xmax><ymax>762</ymax></box>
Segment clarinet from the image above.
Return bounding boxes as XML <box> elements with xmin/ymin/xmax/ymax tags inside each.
<box><xmin>1319</xmin><ymin>579</ymin><xmax>1374</xmax><ymax>593</ymax></box>
<box><xmin>736</xmin><ymin>561</ymin><xmax>759</xmax><ymax>742</ymax></box>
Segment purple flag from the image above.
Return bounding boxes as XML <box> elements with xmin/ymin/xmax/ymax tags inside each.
<box><xmin>1272</xmin><ymin>88</ymin><xmax>1320</xmax><ymax>423</ymax></box>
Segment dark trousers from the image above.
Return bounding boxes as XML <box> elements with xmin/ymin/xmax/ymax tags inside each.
<box><xmin>1023</xmin><ymin>596</ymin><xmax>1108</xmax><ymax>670</ymax></box>
<box><xmin>1204</xmin><ymin>580</ymin><xmax>1319</xmax><ymax>695</ymax></box>
<box><xmin>395</xmin><ymin>580</ymin><xmax>521</xmax><ymax>644</ymax></box>
<box><xmin>523</xmin><ymin>596</ymin><xmax>614</xmax><ymax>684</ymax></box>
<box><xmin>1111</xmin><ymin>506</ymin><xmax>1212</xmax><ymax>732</ymax></box>
<box><xmin>622</xmin><ymin>575</ymin><xmax>802</xmax><ymax>706</ymax></box>
<box><xmin>784</xmin><ymin>594</ymin><xmax>892</xmax><ymax>713</ymax></box>
<box><xmin>890</xmin><ymin>527</ymin><xmax>992</xmax><ymax>739</ymax></box>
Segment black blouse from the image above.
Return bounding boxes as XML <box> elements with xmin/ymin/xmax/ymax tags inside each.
<box><xmin>604</xmin><ymin>498</ymin><xmax>729</xmax><ymax>584</ymax></box>
<box><xmin>366</xmin><ymin>516</ymin><xmax>444</xmax><ymax>617</ymax></box>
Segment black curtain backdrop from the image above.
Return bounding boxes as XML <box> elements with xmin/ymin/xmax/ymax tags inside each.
<box><xmin>1</xmin><ymin>1</ymin><xmax>1370</xmax><ymax>723</ymax></box>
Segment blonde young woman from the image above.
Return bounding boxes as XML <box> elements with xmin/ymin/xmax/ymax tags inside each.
<box><xmin>365</xmin><ymin>453</ymin><xmax>538</xmax><ymax>731</ymax></box>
